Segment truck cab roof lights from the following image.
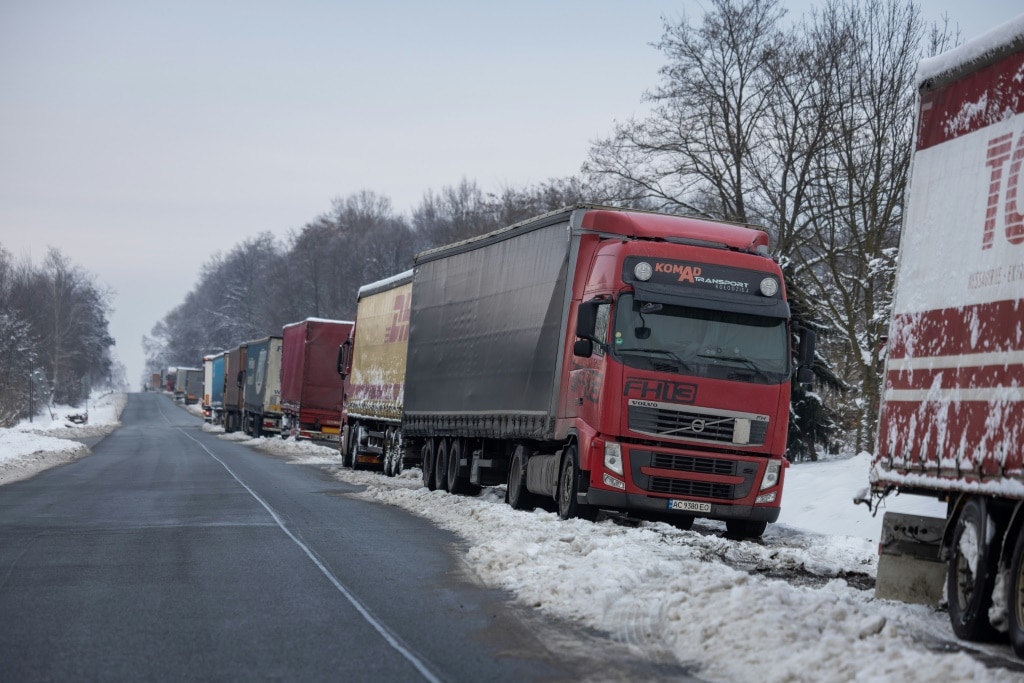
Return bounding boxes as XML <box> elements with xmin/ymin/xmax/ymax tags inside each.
<box><xmin>759</xmin><ymin>277</ymin><xmax>779</xmax><ymax>297</ymax></box>
<box><xmin>633</xmin><ymin>262</ymin><xmax>653</xmax><ymax>282</ymax></box>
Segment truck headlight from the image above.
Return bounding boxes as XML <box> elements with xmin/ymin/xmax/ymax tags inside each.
<box><xmin>760</xmin><ymin>460</ymin><xmax>780</xmax><ymax>490</ymax></box>
<box><xmin>604</xmin><ymin>441</ymin><xmax>624</xmax><ymax>475</ymax></box>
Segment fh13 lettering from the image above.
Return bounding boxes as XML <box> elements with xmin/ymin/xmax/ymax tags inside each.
<box><xmin>623</xmin><ymin>378</ymin><xmax>697</xmax><ymax>404</ymax></box>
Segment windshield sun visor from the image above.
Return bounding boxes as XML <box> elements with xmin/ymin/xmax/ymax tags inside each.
<box><xmin>632</xmin><ymin>281</ymin><xmax>790</xmax><ymax>319</ymax></box>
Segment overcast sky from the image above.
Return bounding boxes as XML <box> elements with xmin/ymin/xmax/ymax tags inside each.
<box><xmin>2</xmin><ymin>0</ymin><xmax>1021</xmax><ymax>388</ymax></box>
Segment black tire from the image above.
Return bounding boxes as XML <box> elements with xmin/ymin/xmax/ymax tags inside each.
<box><xmin>447</xmin><ymin>439</ymin><xmax>467</xmax><ymax>494</ymax></box>
<box><xmin>383</xmin><ymin>429</ymin><xmax>396</xmax><ymax>477</ymax></box>
<box><xmin>434</xmin><ymin>439</ymin><xmax>449</xmax><ymax>492</ymax></box>
<box><xmin>948</xmin><ymin>497</ymin><xmax>999</xmax><ymax>641</ymax></box>
<box><xmin>422</xmin><ymin>439</ymin><xmax>436</xmax><ymax>490</ymax></box>
<box><xmin>725</xmin><ymin>519</ymin><xmax>767</xmax><ymax>539</ymax></box>
<box><xmin>392</xmin><ymin>430</ymin><xmax>404</xmax><ymax>476</ymax></box>
<box><xmin>1008</xmin><ymin>523</ymin><xmax>1024</xmax><ymax>658</ymax></box>
<box><xmin>506</xmin><ymin>444</ymin><xmax>535</xmax><ymax>510</ymax></box>
<box><xmin>350</xmin><ymin>425</ymin><xmax>364</xmax><ymax>471</ymax></box>
<box><xmin>557</xmin><ymin>445</ymin><xmax>597</xmax><ymax>521</ymax></box>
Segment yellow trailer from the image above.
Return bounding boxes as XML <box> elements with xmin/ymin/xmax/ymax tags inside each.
<box><xmin>339</xmin><ymin>270</ymin><xmax>412</xmax><ymax>475</ymax></box>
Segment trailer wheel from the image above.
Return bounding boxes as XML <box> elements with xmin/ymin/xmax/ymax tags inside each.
<box><xmin>392</xmin><ymin>430</ymin><xmax>403</xmax><ymax>476</ymax></box>
<box><xmin>506</xmin><ymin>444</ymin><xmax>536</xmax><ymax>510</ymax></box>
<box><xmin>434</xmin><ymin>439</ymin><xmax>450</xmax><ymax>492</ymax></box>
<box><xmin>383</xmin><ymin>428</ymin><xmax>397</xmax><ymax>477</ymax></box>
<box><xmin>557</xmin><ymin>445</ymin><xmax>597</xmax><ymax>521</ymax></box>
<box><xmin>948</xmin><ymin>498</ymin><xmax>998</xmax><ymax>641</ymax></box>
<box><xmin>421</xmin><ymin>439</ymin><xmax>436</xmax><ymax>491</ymax></box>
<box><xmin>1009</xmin><ymin>524</ymin><xmax>1024</xmax><ymax>658</ymax></box>
<box><xmin>446</xmin><ymin>439</ymin><xmax>466</xmax><ymax>494</ymax></box>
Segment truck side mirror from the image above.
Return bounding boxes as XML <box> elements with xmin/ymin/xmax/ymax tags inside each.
<box><xmin>796</xmin><ymin>327</ymin><xmax>816</xmax><ymax>388</ymax></box>
<box><xmin>798</xmin><ymin>327</ymin><xmax>816</xmax><ymax>367</ymax></box>
<box><xmin>236</xmin><ymin>370</ymin><xmax>244</xmax><ymax>388</ymax></box>
<box><xmin>573</xmin><ymin>339</ymin><xmax>594</xmax><ymax>358</ymax></box>
<box><xmin>576</xmin><ymin>300</ymin><xmax>599</xmax><ymax>339</ymax></box>
<box><xmin>337</xmin><ymin>341</ymin><xmax>352</xmax><ymax>378</ymax></box>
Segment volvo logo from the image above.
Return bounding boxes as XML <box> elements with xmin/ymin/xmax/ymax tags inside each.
<box><xmin>690</xmin><ymin>419</ymin><xmax>706</xmax><ymax>433</ymax></box>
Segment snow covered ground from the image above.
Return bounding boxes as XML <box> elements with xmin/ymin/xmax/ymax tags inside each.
<box><xmin>6</xmin><ymin>403</ymin><xmax>1019</xmax><ymax>680</ymax></box>
<box><xmin>230</xmin><ymin>434</ymin><xmax>1019</xmax><ymax>683</ymax></box>
<box><xmin>0</xmin><ymin>391</ymin><xmax>126</xmax><ymax>485</ymax></box>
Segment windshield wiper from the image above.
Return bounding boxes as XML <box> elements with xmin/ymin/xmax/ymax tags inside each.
<box><xmin>696</xmin><ymin>353</ymin><xmax>771</xmax><ymax>381</ymax></box>
<box><xmin>617</xmin><ymin>347</ymin><xmax>692</xmax><ymax>372</ymax></box>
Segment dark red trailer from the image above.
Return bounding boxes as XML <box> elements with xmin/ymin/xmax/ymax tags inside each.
<box><xmin>280</xmin><ymin>318</ymin><xmax>353</xmax><ymax>442</ymax></box>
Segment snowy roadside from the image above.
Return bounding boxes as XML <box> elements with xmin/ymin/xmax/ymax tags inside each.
<box><xmin>229</xmin><ymin>434</ymin><xmax>1017</xmax><ymax>683</ymax></box>
<box><xmin>0</xmin><ymin>391</ymin><xmax>127</xmax><ymax>485</ymax></box>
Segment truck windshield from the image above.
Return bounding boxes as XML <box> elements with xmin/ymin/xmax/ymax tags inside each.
<box><xmin>611</xmin><ymin>294</ymin><xmax>790</xmax><ymax>384</ymax></box>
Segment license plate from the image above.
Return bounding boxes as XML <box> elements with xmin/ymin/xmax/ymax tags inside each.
<box><xmin>668</xmin><ymin>500</ymin><xmax>711</xmax><ymax>513</ymax></box>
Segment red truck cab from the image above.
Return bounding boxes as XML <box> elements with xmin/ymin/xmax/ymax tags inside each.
<box><xmin>564</xmin><ymin>210</ymin><xmax>799</xmax><ymax>535</ymax></box>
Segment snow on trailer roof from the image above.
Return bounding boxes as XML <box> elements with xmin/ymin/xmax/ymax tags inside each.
<box><xmin>282</xmin><ymin>317</ymin><xmax>354</xmax><ymax>329</ymax></box>
<box><xmin>917</xmin><ymin>13</ymin><xmax>1024</xmax><ymax>86</ymax></box>
<box><xmin>357</xmin><ymin>269</ymin><xmax>414</xmax><ymax>300</ymax></box>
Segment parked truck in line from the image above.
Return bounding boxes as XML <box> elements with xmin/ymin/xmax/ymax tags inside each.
<box><xmin>402</xmin><ymin>204</ymin><xmax>811</xmax><ymax>538</ymax></box>
<box><xmin>338</xmin><ymin>270</ymin><xmax>412</xmax><ymax>474</ymax></box>
<box><xmin>150</xmin><ymin>372</ymin><xmax>161</xmax><ymax>392</ymax></box>
<box><xmin>223</xmin><ymin>343</ymin><xmax>248</xmax><ymax>433</ymax></box>
<box><xmin>242</xmin><ymin>336</ymin><xmax>283</xmax><ymax>437</ymax></box>
<box><xmin>869</xmin><ymin>17</ymin><xmax>1024</xmax><ymax>657</ymax></box>
<box><xmin>281</xmin><ymin>318</ymin><xmax>353</xmax><ymax>442</ymax></box>
<box><xmin>179</xmin><ymin>368</ymin><xmax>203</xmax><ymax>405</ymax></box>
<box><xmin>202</xmin><ymin>353</ymin><xmax>225</xmax><ymax>424</ymax></box>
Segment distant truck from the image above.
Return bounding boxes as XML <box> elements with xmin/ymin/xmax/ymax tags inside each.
<box><xmin>150</xmin><ymin>373</ymin><xmax>161</xmax><ymax>392</ymax></box>
<box><xmin>179</xmin><ymin>368</ymin><xmax>203</xmax><ymax>405</ymax></box>
<box><xmin>338</xmin><ymin>270</ymin><xmax>412</xmax><ymax>474</ymax></box>
<box><xmin>242</xmin><ymin>336</ymin><xmax>283</xmax><ymax>437</ymax></box>
<box><xmin>403</xmin><ymin>205</ymin><xmax>811</xmax><ymax>538</ymax></box>
<box><xmin>202</xmin><ymin>353</ymin><xmax>225</xmax><ymax>424</ymax></box>
<box><xmin>281</xmin><ymin>318</ymin><xmax>353</xmax><ymax>442</ymax></box>
<box><xmin>164</xmin><ymin>369</ymin><xmax>176</xmax><ymax>393</ymax></box>
<box><xmin>869</xmin><ymin>19</ymin><xmax>1024</xmax><ymax>656</ymax></box>
<box><xmin>223</xmin><ymin>343</ymin><xmax>248</xmax><ymax>433</ymax></box>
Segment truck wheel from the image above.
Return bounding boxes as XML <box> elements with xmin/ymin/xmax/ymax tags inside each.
<box><xmin>948</xmin><ymin>498</ymin><xmax>998</xmax><ymax>641</ymax></box>
<box><xmin>392</xmin><ymin>430</ymin><xmax>404</xmax><ymax>476</ymax></box>
<box><xmin>434</xmin><ymin>439</ymin><xmax>449</xmax><ymax>492</ymax></box>
<box><xmin>447</xmin><ymin>439</ymin><xmax>466</xmax><ymax>494</ymax></box>
<box><xmin>725</xmin><ymin>519</ymin><xmax>767</xmax><ymax>539</ymax></box>
<box><xmin>506</xmin><ymin>444</ymin><xmax>536</xmax><ymax>510</ymax></box>
<box><xmin>421</xmin><ymin>439</ymin><xmax>436</xmax><ymax>490</ymax></box>
<box><xmin>383</xmin><ymin>429</ymin><xmax>396</xmax><ymax>477</ymax></box>
<box><xmin>557</xmin><ymin>445</ymin><xmax>597</xmax><ymax>521</ymax></box>
<box><xmin>350</xmin><ymin>424</ymin><xmax>366</xmax><ymax>471</ymax></box>
<box><xmin>1008</xmin><ymin>524</ymin><xmax>1024</xmax><ymax>657</ymax></box>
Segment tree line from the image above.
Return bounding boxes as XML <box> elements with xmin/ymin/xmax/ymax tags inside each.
<box><xmin>148</xmin><ymin>0</ymin><xmax>957</xmax><ymax>459</ymax></box>
<box><xmin>0</xmin><ymin>247</ymin><xmax>117</xmax><ymax>426</ymax></box>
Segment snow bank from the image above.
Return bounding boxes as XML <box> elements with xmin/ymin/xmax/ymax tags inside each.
<box><xmin>1</xmin><ymin>391</ymin><xmax>126</xmax><ymax>484</ymax></box>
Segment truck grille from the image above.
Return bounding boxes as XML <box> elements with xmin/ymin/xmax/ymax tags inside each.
<box><xmin>651</xmin><ymin>453</ymin><xmax>736</xmax><ymax>476</ymax></box>
<box><xmin>649</xmin><ymin>477</ymin><xmax>734</xmax><ymax>499</ymax></box>
<box><xmin>628</xmin><ymin>401</ymin><xmax>768</xmax><ymax>446</ymax></box>
<box><xmin>630</xmin><ymin>449</ymin><xmax>759</xmax><ymax>502</ymax></box>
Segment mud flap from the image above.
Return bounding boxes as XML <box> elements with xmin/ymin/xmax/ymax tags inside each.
<box><xmin>875</xmin><ymin>511</ymin><xmax>946</xmax><ymax>606</ymax></box>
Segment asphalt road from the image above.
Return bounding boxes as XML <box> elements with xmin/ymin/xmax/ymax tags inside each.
<box><xmin>0</xmin><ymin>392</ymin><xmax>692</xmax><ymax>682</ymax></box>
